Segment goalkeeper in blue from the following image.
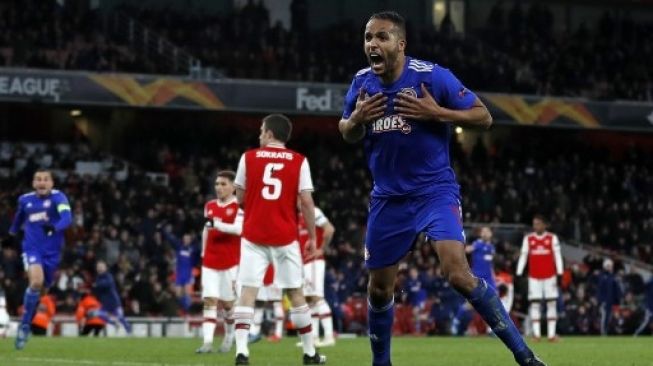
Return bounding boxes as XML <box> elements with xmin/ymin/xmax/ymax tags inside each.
<box><xmin>8</xmin><ymin>169</ymin><xmax>72</xmax><ymax>350</ymax></box>
<box><xmin>339</xmin><ymin>11</ymin><xmax>545</xmax><ymax>366</ymax></box>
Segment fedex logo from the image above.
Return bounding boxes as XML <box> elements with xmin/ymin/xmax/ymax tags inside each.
<box><xmin>28</xmin><ymin>211</ymin><xmax>48</xmax><ymax>222</ymax></box>
<box><xmin>371</xmin><ymin>115</ymin><xmax>412</xmax><ymax>134</ymax></box>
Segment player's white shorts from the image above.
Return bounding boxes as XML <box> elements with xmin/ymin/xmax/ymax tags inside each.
<box><xmin>238</xmin><ymin>238</ymin><xmax>303</xmax><ymax>289</ymax></box>
<box><xmin>256</xmin><ymin>284</ymin><xmax>283</xmax><ymax>301</ymax></box>
<box><xmin>201</xmin><ymin>266</ymin><xmax>239</xmax><ymax>301</ymax></box>
<box><xmin>528</xmin><ymin>276</ymin><xmax>558</xmax><ymax>300</ymax></box>
<box><xmin>303</xmin><ymin>259</ymin><xmax>325</xmax><ymax>298</ymax></box>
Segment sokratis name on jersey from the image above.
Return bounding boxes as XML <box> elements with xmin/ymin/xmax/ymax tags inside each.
<box><xmin>255</xmin><ymin>150</ymin><xmax>294</xmax><ymax>160</ymax></box>
<box><xmin>371</xmin><ymin>114</ymin><xmax>412</xmax><ymax>134</ymax></box>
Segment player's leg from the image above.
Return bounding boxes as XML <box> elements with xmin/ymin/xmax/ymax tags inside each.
<box><xmin>16</xmin><ymin>255</ymin><xmax>45</xmax><ymax>350</ymax></box>
<box><xmin>270</xmin><ymin>296</ymin><xmax>284</xmax><ymax>341</ymax></box>
<box><xmin>545</xmin><ymin>278</ymin><xmax>559</xmax><ymax>341</ymax></box>
<box><xmin>113</xmin><ymin>306</ymin><xmax>131</xmax><ymax>334</ymax></box>
<box><xmin>600</xmin><ymin>303</ymin><xmax>611</xmax><ymax>335</ymax></box>
<box><xmin>249</xmin><ymin>300</ymin><xmax>264</xmax><ymax>342</ymax></box>
<box><xmin>434</xmin><ymin>240</ymin><xmax>543</xmax><ymax>365</ymax></box>
<box><xmin>365</xmin><ymin>196</ymin><xmax>419</xmax><ymax>366</ymax></box>
<box><xmin>311</xmin><ymin>260</ymin><xmax>335</xmax><ymax>346</ymax></box>
<box><xmin>217</xmin><ymin>266</ymin><xmax>238</xmax><ymax>352</ymax></box>
<box><xmin>528</xmin><ymin>277</ymin><xmax>543</xmax><ymax>339</ymax></box>
<box><xmin>634</xmin><ymin>309</ymin><xmax>652</xmax><ymax>336</ymax></box>
<box><xmin>276</xmin><ymin>241</ymin><xmax>326</xmax><ymax>364</ymax></box>
<box><xmin>529</xmin><ymin>301</ymin><xmax>541</xmax><ymax>339</ymax></box>
<box><xmin>233</xmin><ymin>239</ymin><xmax>268</xmax><ymax>364</ymax></box>
<box><xmin>198</xmin><ymin>297</ymin><xmax>218</xmax><ymax>352</ymax></box>
<box><xmin>198</xmin><ymin>266</ymin><xmax>219</xmax><ymax>353</ymax></box>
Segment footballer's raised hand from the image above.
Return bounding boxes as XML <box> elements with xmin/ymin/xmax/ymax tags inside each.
<box><xmin>349</xmin><ymin>88</ymin><xmax>387</xmax><ymax>125</ymax></box>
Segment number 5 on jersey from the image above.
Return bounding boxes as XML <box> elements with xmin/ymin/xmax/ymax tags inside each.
<box><xmin>262</xmin><ymin>163</ymin><xmax>284</xmax><ymax>200</ymax></box>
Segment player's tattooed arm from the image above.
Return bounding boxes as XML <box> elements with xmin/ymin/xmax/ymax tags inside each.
<box><xmin>340</xmin><ymin>89</ymin><xmax>387</xmax><ymax>143</ymax></box>
<box><xmin>395</xmin><ymin>84</ymin><xmax>492</xmax><ymax>129</ymax></box>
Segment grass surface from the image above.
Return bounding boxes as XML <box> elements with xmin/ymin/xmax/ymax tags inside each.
<box><xmin>1</xmin><ymin>336</ymin><xmax>652</xmax><ymax>365</ymax></box>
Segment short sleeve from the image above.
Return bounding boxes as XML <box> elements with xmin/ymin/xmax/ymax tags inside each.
<box><xmin>234</xmin><ymin>154</ymin><xmax>246</xmax><ymax>189</ymax></box>
<box><xmin>299</xmin><ymin>158</ymin><xmax>314</xmax><ymax>192</ymax></box>
<box><xmin>431</xmin><ymin>66</ymin><xmax>477</xmax><ymax>110</ymax></box>
<box><xmin>342</xmin><ymin>77</ymin><xmax>361</xmax><ymax>119</ymax></box>
<box><xmin>314</xmin><ymin>207</ymin><xmax>329</xmax><ymax>226</ymax></box>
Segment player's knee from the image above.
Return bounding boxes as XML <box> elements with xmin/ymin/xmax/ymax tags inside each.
<box><xmin>204</xmin><ymin>297</ymin><xmax>218</xmax><ymax>307</ymax></box>
<box><xmin>28</xmin><ymin>279</ymin><xmax>44</xmax><ymax>291</ymax></box>
<box><xmin>446</xmin><ymin>270</ymin><xmax>476</xmax><ymax>294</ymax></box>
<box><xmin>368</xmin><ymin>283</ymin><xmax>393</xmax><ymax>304</ymax></box>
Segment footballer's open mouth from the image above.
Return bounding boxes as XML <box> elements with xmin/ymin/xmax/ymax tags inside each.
<box><xmin>369</xmin><ymin>52</ymin><xmax>385</xmax><ymax>72</ymax></box>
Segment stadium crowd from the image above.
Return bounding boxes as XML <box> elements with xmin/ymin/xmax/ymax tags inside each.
<box><xmin>0</xmin><ymin>0</ymin><xmax>651</xmax><ymax>101</ymax></box>
<box><xmin>1</xmin><ymin>124</ymin><xmax>651</xmax><ymax>335</ymax></box>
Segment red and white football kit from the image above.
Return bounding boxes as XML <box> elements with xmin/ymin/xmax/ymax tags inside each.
<box><xmin>202</xmin><ymin>197</ymin><xmax>243</xmax><ymax>301</ymax></box>
<box><xmin>234</xmin><ymin>142</ymin><xmax>314</xmax><ymax>289</ymax></box>
<box><xmin>298</xmin><ymin>207</ymin><xmax>329</xmax><ymax>297</ymax></box>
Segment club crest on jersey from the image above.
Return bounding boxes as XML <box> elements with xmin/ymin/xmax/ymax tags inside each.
<box><xmin>371</xmin><ymin>115</ymin><xmax>412</xmax><ymax>134</ymax></box>
<box><xmin>43</xmin><ymin>199</ymin><xmax>51</xmax><ymax>208</ymax></box>
<box><xmin>399</xmin><ymin>87</ymin><xmax>417</xmax><ymax>98</ymax></box>
<box><xmin>226</xmin><ymin>208</ymin><xmax>235</xmax><ymax>216</ymax></box>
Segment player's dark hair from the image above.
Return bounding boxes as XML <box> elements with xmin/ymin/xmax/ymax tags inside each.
<box><xmin>369</xmin><ymin>11</ymin><xmax>406</xmax><ymax>40</ymax></box>
<box><xmin>217</xmin><ymin>170</ymin><xmax>236</xmax><ymax>182</ymax></box>
<box><xmin>33</xmin><ymin>168</ymin><xmax>53</xmax><ymax>177</ymax></box>
<box><xmin>533</xmin><ymin>214</ymin><xmax>546</xmax><ymax>223</ymax></box>
<box><xmin>263</xmin><ymin>114</ymin><xmax>292</xmax><ymax>142</ymax></box>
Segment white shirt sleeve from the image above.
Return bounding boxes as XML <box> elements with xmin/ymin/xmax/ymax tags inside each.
<box><xmin>516</xmin><ymin>235</ymin><xmax>529</xmax><ymax>276</ymax></box>
<box><xmin>298</xmin><ymin>158</ymin><xmax>314</xmax><ymax>192</ymax></box>
<box><xmin>213</xmin><ymin>209</ymin><xmax>244</xmax><ymax>236</ymax></box>
<box><xmin>234</xmin><ymin>154</ymin><xmax>246</xmax><ymax>189</ymax></box>
<box><xmin>552</xmin><ymin>234</ymin><xmax>563</xmax><ymax>275</ymax></box>
<box><xmin>315</xmin><ymin>207</ymin><xmax>328</xmax><ymax>227</ymax></box>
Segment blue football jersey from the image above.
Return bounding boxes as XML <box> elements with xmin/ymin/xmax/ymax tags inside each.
<box><xmin>470</xmin><ymin>239</ymin><xmax>495</xmax><ymax>281</ymax></box>
<box><xmin>343</xmin><ymin>57</ymin><xmax>477</xmax><ymax>198</ymax></box>
<box><xmin>9</xmin><ymin>189</ymin><xmax>72</xmax><ymax>256</ymax></box>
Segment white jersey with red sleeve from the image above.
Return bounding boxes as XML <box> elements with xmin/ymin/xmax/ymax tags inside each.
<box><xmin>516</xmin><ymin>231</ymin><xmax>563</xmax><ymax>279</ymax></box>
<box><xmin>235</xmin><ymin>143</ymin><xmax>314</xmax><ymax>246</ymax></box>
<box><xmin>298</xmin><ymin>207</ymin><xmax>329</xmax><ymax>263</ymax></box>
<box><xmin>202</xmin><ymin>197</ymin><xmax>242</xmax><ymax>270</ymax></box>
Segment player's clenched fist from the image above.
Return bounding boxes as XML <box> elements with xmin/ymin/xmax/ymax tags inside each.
<box><xmin>349</xmin><ymin>88</ymin><xmax>387</xmax><ymax>125</ymax></box>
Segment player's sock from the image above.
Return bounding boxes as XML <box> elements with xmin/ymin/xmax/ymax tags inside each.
<box><xmin>233</xmin><ymin>306</ymin><xmax>253</xmax><ymax>357</ymax></box>
<box><xmin>273</xmin><ymin>301</ymin><xmax>284</xmax><ymax>338</ymax></box>
<box><xmin>530</xmin><ymin>302</ymin><xmax>541</xmax><ymax>338</ymax></box>
<box><xmin>466</xmin><ymin>278</ymin><xmax>528</xmax><ymax>355</ymax></box>
<box><xmin>546</xmin><ymin>300</ymin><xmax>557</xmax><ymax>339</ymax></box>
<box><xmin>20</xmin><ymin>288</ymin><xmax>40</xmax><ymax>327</ymax></box>
<box><xmin>290</xmin><ymin>304</ymin><xmax>315</xmax><ymax>356</ymax></box>
<box><xmin>310</xmin><ymin>303</ymin><xmax>320</xmax><ymax>340</ymax></box>
<box><xmin>250</xmin><ymin>307</ymin><xmax>263</xmax><ymax>337</ymax></box>
<box><xmin>368</xmin><ymin>297</ymin><xmax>394</xmax><ymax>366</ymax></box>
<box><xmin>202</xmin><ymin>306</ymin><xmax>218</xmax><ymax>345</ymax></box>
<box><xmin>224</xmin><ymin>309</ymin><xmax>235</xmax><ymax>342</ymax></box>
<box><xmin>318</xmin><ymin>299</ymin><xmax>334</xmax><ymax>340</ymax></box>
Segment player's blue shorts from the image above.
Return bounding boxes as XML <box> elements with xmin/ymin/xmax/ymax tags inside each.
<box><xmin>175</xmin><ymin>272</ymin><xmax>193</xmax><ymax>286</ymax></box>
<box><xmin>365</xmin><ymin>190</ymin><xmax>465</xmax><ymax>269</ymax></box>
<box><xmin>22</xmin><ymin>250</ymin><xmax>61</xmax><ymax>287</ymax></box>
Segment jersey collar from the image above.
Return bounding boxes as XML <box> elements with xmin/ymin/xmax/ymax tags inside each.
<box><xmin>217</xmin><ymin>196</ymin><xmax>238</xmax><ymax>207</ymax></box>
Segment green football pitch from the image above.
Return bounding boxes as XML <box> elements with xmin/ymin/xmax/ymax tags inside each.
<box><xmin>1</xmin><ymin>336</ymin><xmax>652</xmax><ymax>366</ymax></box>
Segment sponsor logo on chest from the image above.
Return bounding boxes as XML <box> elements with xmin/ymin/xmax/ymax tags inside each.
<box><xmin>371</xmin><ymin>115</ymin><xmax>412</xmax><ymax>134</ymax></box>
<box><xmin>28</xmin><ymin>211</ymin><xmax>49</xmax><ymax>222</ymax></box>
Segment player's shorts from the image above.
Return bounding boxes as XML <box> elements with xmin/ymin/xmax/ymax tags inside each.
<box><xmin>22</xmin><ymin>251</ymin><xmax>60</xmax><ymax>287</ymax></box>
<box><xmin>175</xmin><ymin>272</ymin><xmax>194</xmax><ymax>286</ymax></box>
<box><xmin>256</xmin><ymin>284</ymin><xmax>283</xmax><ymax>302</ymax></box>
<box><xmin>238</xmin><ymin>238</ymin><xmax>303</xmax><ymax>289</ymax></box>
<box><xmin>365</xmin><ymin>191</ymin><xmax>465</xmax><ymax>269</ymax></box>
<box><xmin>303</xmin><ymin>259</ymin><xmax>325</xmax><ymax>298</ymax></box>
<box><xmin>202</xmin><ymin>265</ymin><xmax>239</xmax><ymax>301</ymax></box>
<box><xmin>528</xmin><ymin>276</ymin><xmax>558</xmax><ymax>300</ymax></box>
